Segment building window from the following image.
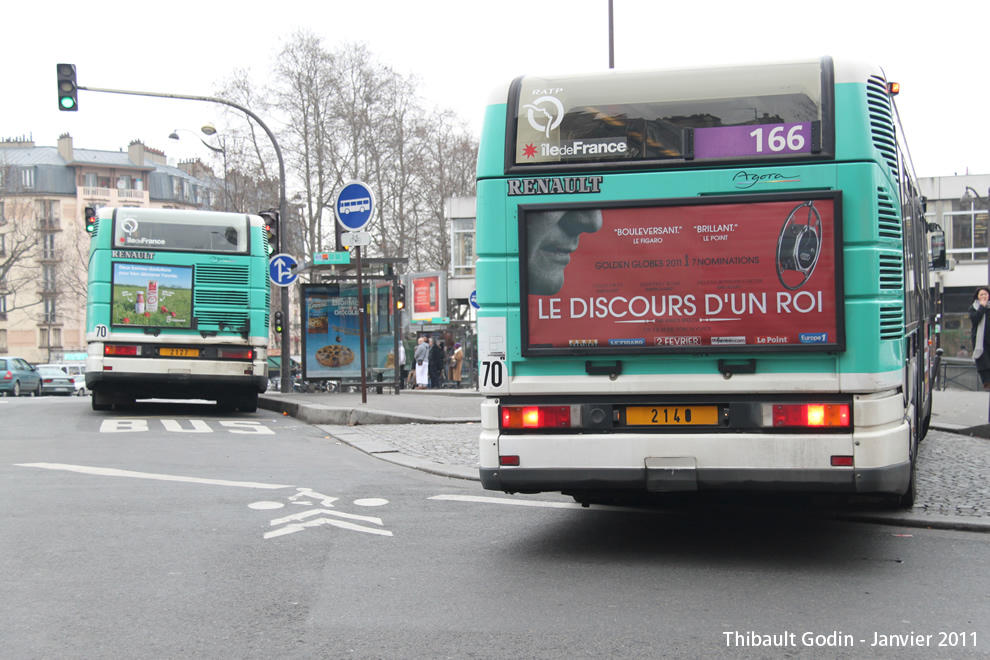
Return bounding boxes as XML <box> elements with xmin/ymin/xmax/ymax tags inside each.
<box><xmin>116</xmin><ymin>175</ymin><xmax>131</xmax><ymax>189</ymax></box>
<box><xmin>85</xmin><ymin>172</ymin><xmax>98</xmax><ymax>187</ymax></box>
<box><xmin>0</xmin><ymin>329</ymin><xmax>7</xmax><ymax>352</ymax></box>
<box><xmin>0</xmin><ymin>295</ymin><xmax>7</xmax><ymax>320</ymax></box>
<box><xmin>40</xmin><ymin>327</ymin><xmax>62</xmax><ymax>348</ymax></box>
<box><xmin>450</xmin><ymin>217</ymin><xmax>476</xmax><ymax>277</ymax></box>
<box><xmin>42</xmin><ymin>233</ymin><xmax>57</xmax><ymax>260</ymax></box>
<box><xmin>946</xmin><ymin>201</ymin><xmax>988</xmax><ymax>262</ymax></box>
<box><xmin>21</xmin><ymin>167</ymin><xmax>35</xmax><ymax>188</ymax></box>
<box><xmin>43</xmin><ymin>298</ymin><xmax>57</xmax><ymax>324</ymax></box>
<box><xmin>43</xmin><ymin>265</ymin><xmax>56</xmax><ymax>292</ymax></box>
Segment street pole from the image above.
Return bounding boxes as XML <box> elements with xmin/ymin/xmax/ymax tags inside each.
<box><xmin>78</xmin><ymin>83</ymin><xmax>292</xmax><ymax>393</ymax></box>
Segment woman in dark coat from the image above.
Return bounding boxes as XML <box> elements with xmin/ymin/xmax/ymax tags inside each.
<box><xmin>428</xmin><ymin>338</ymin><xmax>444</xmax><ymax>388</ymax></box>
<box><xmin>969</xmin><ymin>286</ymin><xmax>990</xmax><ymax>390</ymax></box>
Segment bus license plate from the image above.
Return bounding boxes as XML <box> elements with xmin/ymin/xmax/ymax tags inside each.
<box><xmin>160</xmin><ymin>348</ymin><xmax>200</xmax><ymax>358</ymax></box>
<box><xmin>626</xmin><ymin>406</ymin><xmax>718</xmax><ymax>426</ymax></box>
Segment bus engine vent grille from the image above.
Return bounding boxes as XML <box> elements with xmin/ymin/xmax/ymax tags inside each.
<box><xmin>195</xmin><ymin>311</ymin><xmax>249</xmax><ymax>329</ymax></box>
<box><xmin>195</xmin><ymin>264</ymin><xmax>250</xmax><ymax>287</ymax></box>
<box><xmin>878</xmin><ymin>254</ymin><xmax>904</xmax><ymax>290</ymax></box>
<box><xmin>866</xmin><ymin>74</ymin><xmax>899</xmax><ymax>181</ymax></box>
<box><xmin>195</xmin><ymin>290</ymin><xmax>250</xmax><ymax>307</ymax></box>
<box><xmin>879</xmin><ymin>304</ymin><xmax>904</xmax><ymax>340</ymax></box>
<box><xmin>876</xmin><ymin>188</ymin><xmax>902</xmax><ymax>240</ymax></box>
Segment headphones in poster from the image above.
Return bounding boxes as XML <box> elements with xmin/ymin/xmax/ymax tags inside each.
<box><xmin>775</xmin><ymin>201</ymin><xmax>822</xmax><ymax>290</ymax></box>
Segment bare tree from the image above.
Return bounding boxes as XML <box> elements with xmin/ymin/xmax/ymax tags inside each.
<box><xmin>0</xmin><ymin>162</ymin><xmax>42</xmax><ymax>315</ymax></box>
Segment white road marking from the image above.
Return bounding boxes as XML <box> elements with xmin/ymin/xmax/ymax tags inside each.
<box><xmin>353</xmin><ymin>498</ymin><xmax>389</xmax><ymax>507</ymax></box>
<box><xmin>429</xmin><ymin>494</ymin><xmax>589</xmax><ymax>509</ymax></box>
<box><xmin>429</xmin><ymin>494</ymin><xmax>657</xmax><ymax>513</ymax></box>
<box><xmin>15</xmin><ymin>463</ymin><xmax>293</xmax><ymax>489</ymax></box>
<box><xmin>265</xmin><ymin>508</ymin><xmax>392</xmax><ymax>539</ymax></box>
<box><xmin>248</xmin><ymin>501</ymin><xmax>286</xmax><ymax>510</ymax></box>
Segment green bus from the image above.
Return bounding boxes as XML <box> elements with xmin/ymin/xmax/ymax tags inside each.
<box><xmin>475</xmin><ymin>57</ymin><xmax>937</xmax><ymax>507</ymax></box>
<box><xmin>85</xmin><ymin>207</ymin><xmax>270</xmax><ymax>411</ymax></box>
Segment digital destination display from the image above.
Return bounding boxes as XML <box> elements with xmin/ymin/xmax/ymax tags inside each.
<box><xmin>520</xmin><ymin>193</ymin><xmax>843</xmax><ymax>355</ymax></box>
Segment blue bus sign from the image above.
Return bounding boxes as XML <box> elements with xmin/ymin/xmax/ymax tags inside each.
<box><xmin>334</xmin><ymin>181</ymin><xmax>375</xmax><ymax>232</ymax></box>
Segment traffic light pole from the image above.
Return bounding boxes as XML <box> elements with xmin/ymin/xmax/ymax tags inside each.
<box><xmin>76</xmin><ymin>83</ymin><xmax>292</xmax><ymax>393</ymax></box>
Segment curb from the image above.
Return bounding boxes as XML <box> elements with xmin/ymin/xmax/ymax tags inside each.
<box><xmin>258</xmin><ymin>394</ymin><xmax>480</xmax><ymax>425</ymax></box>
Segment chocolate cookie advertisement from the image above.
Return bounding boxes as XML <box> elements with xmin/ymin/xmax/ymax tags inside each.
<box><xmin>520</xmin><ymin>192</ymin><xmax>844</xmax><ymax>355</ymax></box>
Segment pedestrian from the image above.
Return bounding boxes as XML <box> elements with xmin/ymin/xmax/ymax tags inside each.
<box><xmin>397</xmin><ymin>340</ymin><xmax>407</xmax><ymax>390</ymax></box>
<box><xmin>969</xmin><ymin>286</ymin><xmax>990</xmax><ymax>391</ymax></box>
<box><xmin>450</xmin><ymin>342</ymin><xmax>463</xmax><ymax>388</ymax></box>
<box><xmin>414</xmin><ymin>336</ymin><xmax>429</xmax><ymax>389</ymax></box>
<box><xmin>428</xmin><ymin>337</ymin><xmax>444</xmax><ymax>388</ymax></box>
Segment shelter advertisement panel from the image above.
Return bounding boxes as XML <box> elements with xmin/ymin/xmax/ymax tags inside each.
<box><xmin>302</xmin><ymin>283</ymin><xmax>397</xmax><ymax>380</ymax></box>
<box><xmin>110</xmin><ymin>262</ymin><xmax>193</xmax><ymax>328</ymax></box>
<box><xmin>520</xmin><ymin>192</ymin><xmax>844</xmax><ymax>355</ymax></box>
<box><xmin>409</xmin><ymin>271</ymin><xmax>446</xmax><ymax>321</ymax></box>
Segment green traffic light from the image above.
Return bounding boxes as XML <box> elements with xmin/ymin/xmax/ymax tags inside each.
<box><xmin>60</xmin><ymin>96</ymin><xmax>76</xmax><ymax>110</ymax></box>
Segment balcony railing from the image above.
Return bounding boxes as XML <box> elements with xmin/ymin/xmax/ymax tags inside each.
<box><xmin>82</xmin><ymin>188</ymin><xmax>150</xmax><ymax>204</ymax></box>
<box><xmin>40</xmin><ymin>249</ymin><xmax>60</xmax><ymax>262</ymax></box>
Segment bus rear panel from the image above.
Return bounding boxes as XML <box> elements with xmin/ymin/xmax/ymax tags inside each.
<box><xmin>476</xmin><ymin>57</ymin><xmax>935</xmax><ymax>505</ymax></box>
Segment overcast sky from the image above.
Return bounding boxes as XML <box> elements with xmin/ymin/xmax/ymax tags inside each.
<box><xmin>4</xmin><ymin>0</ymin><xmax>988</xmax><ymax>179</ymax></box>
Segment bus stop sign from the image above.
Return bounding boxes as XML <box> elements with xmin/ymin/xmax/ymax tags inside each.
<box><xmin>334</xmin><ymin>181</ymin><xmax>375</xmax><ymax>232</ymax></box>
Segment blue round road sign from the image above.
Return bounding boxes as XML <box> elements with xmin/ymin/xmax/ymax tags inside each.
<box><xmin>269</xmin><ymin>253</ymin><xmax>299</xmax><ymax>288</ymax></box>
<box><xmin>334</xmin><ymin>181</ymin><xmax>375</xmax><ymax>231</ymax></box>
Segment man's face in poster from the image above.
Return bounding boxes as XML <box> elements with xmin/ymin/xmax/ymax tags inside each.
<box><xmin>526</xmin><ymin>208</ymin><xmax>603</xmax><ymax>295</ymax></box>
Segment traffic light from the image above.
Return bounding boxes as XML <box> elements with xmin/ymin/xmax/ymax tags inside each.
<box><xmin>273</xmin><ymin>310</ymin><xmax>283</xmax><ymax>334</ymax></box>
<box><xmin>395</xmin><ymin>284</ymin><xmax>405</xmax><ymax>311</ymax></box>
<box><xmin>259</xmin><ymin>209</ymin><xmax>279</xmax><ymax>256</ymax></box>
<box><xmin>57</xmin><ymin>63</ymin><xmax>78</xmax><ymax>111</ymax></box>
<box><xmin>84</xmin><ymin>206</ymin><xmax>97</xmax><ymax>235</ymax></box>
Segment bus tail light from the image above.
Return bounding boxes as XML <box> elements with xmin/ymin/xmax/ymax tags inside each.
<box><xmin>501</xmin><ymin>405</ymin><xmax>574</xmax><ymax>429</ymax></box>
<box><xmin>766</xmin><ymin>403</ymin><xmax>850</xmax><ymax>428</ymax></box>
<box><xmin>499</xmin><ymin>455</ymin><xmax>521</xmax><ymax>466</ymax></box>
<box><xmin>831</xmin><ymin>456</ymin><xmax>854</xmax><ymax>467</ymax></box>
<box><xmin>217</xmin><ymin>348</ymin><xmax>254</xmax><ymax>360</ymax></box>
<box><xmin>104</xmin><ymin>344</ymin><xmax>139</xmax><ymax>356</ymax></box>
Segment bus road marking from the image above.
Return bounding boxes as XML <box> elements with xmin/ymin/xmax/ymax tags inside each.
<box><xmin>15</xmin><ymin>463</ymin><xmax>293</xmax><ymax>489</ymax></box>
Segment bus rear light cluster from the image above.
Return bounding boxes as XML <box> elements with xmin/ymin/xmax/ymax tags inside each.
<box><xmin>501</xmin><ymin>405</ymin><xmax>574</xmax><ymax>429</ymax></box>
<box><xmin>766</xmin><ymin>403</ymin><xmax>850</xmax><ymax>428</ymax></box>
<box><xmin>104</xmin><ymin>344</ymin><xmax>139</xmax><ymax>356</ymax></box>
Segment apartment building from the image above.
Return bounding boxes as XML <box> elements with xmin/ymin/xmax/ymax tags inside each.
<box><xmin>0</xmin><ymin>133</ymin><xmax>218</xmax><ymax>363</ymax></box>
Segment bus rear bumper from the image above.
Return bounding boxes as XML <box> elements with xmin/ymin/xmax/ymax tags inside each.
<box><xmin>480</xmin><ymin>461</ymin><xmax>910</xmax><ymax>496</ymax></box>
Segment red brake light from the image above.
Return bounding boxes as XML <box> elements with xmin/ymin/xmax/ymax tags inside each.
<box><xmin>105</xmin><ymin>344</ymin><xmax>139</xmax><ymax>356</ymax></box>
<box><xmin>3</xmin><ymin>371</ymin><xmax>11</xmax><ymax>380</ymax></box>
<box><xmin>501</xmin><ymin>406</ymin><xmax>572</xmax><ymax>429</ymax></box>
<box><xmin>771</xmin><ymin>404</ymin><xmax>850</xmax><ymax>427</ymax></box>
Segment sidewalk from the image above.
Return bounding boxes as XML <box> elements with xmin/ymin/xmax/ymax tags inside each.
<box><xmin>259</xmin><ymin>388</ymin><xmax>990</xmax><ymax>532</ymax></box>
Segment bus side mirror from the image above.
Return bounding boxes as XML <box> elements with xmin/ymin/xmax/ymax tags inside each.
<box><xmin>929</xmin><ymin>224</ymin><xmax>946</xmax><ymax>271</ymax></box>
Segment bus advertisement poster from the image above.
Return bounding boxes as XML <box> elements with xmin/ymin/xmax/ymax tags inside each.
<box><xmin>520</xmin><ymin>193</ymin><xmax>843</xmax><ymax>354</ymax></box>
<box><xmin>110</xmin><ymin>262</ymin><xmax>193</xmax><ymax>329</ymax></box>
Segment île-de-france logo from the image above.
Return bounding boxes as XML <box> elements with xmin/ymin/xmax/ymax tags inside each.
<box><xmin>523</xmin><ymin>95</ymin><xmax>564</xmax><ymax>138</ymax></box>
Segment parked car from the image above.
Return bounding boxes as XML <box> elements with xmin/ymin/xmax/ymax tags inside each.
<box><xmin>0</xmin><ymin>355</ymin><xmax>43</xmax><ymax>397</ymax></box>
<box><xmin>38</xmin><ymin>363</ymin><xmax>88</xmax><ymax>396</ymax></box>
<box><xmin>36</xmin><ymin>366</ymin><xmax>76</xmax><ymax>396</ymax></box>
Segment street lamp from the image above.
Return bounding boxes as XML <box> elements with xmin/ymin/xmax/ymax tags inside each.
<box><xmin>168</xmin><ymin>125</ymin><xmax>229</xmax><ymax>212</ymax></box>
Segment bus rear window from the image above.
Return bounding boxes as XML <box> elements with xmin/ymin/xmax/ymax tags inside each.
<box><xmin>512</xmin><ymin>58</ymin><xmax>830</xmax><ymax>169</ymax></box>
<box><xmin>113</xmin><ymin>210</ymin><xmax>250</xmax><ymax>253</ymax></box>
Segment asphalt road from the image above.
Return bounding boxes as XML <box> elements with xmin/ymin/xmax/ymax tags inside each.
<box><xmin>2</xmin><ymin>396</ymin><xmax>989</xmax><ymax>659</ymax></box>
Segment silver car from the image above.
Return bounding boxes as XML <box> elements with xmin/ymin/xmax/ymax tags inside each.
<box><xmin>36</xmin><ymin>366</ymin><xmax>76</xmax><ymax>396</ymax></box>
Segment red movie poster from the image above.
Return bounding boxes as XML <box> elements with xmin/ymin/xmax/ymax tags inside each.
<box><xmin>522</xmin><ymin>194</ymin><xmax>843</xmax><ymax>354</ymax></box>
